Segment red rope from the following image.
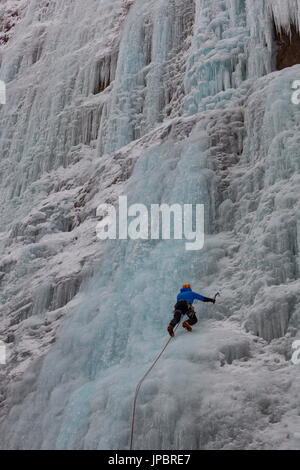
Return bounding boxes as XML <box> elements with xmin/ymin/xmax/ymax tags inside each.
<box><xmin>129</xmin><ymin>324</ymin><xmax>179</xmax><ymax>450</ymax></box>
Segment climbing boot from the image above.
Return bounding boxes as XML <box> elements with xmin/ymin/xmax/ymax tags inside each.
<box><xmin>167</xmin><ymin>324</ymin><xmax>175</xmax><ymax>338</ymax></box>
<box><xmin>182</xmin><ymin>321</ymin><xmax>192</xmax><ymax>332</ymax></box>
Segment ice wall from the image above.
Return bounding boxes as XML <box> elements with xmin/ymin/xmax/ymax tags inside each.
<box><xmin>101</xmin><ymin>0</ymin><xmax>196</xmax><ymax>154</ymax></box>
<box><xmin>0</xmin><ymin>0</ymin><xmax>300</xmax><ymax>450</ymax></box>
<box><xmin>0</xmin><ymin>0</ymin><xmax>125</xmax><ymax>228</ymax></box>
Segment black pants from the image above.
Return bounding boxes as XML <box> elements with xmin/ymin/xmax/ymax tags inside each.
<box><xmin>170</xmin><ymin>304</ymin><xmax>198</xmax><ymax>328</ymax></box>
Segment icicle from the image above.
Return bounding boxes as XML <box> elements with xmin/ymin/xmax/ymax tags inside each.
<box><xmin>266</xmin><ymin>0</ymin><xmax>300</xmax><ymax>36</ymax></box>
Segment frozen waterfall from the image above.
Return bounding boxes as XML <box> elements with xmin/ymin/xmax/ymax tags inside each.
<box><xmin>0</xmin><ymin>0</ymin><xmax>299</xmax><ymax>450</ymax></box>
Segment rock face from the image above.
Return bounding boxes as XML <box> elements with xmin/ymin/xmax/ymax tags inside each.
<box><xmin>0</xmin><ymin>0</ymin><xmax>299</xmax><ymax>450</ymax></box>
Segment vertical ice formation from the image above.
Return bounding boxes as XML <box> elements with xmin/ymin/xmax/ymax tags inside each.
<box><xmin>101</xmin><ymin>0</ymin><xmax>196</xmax><ymax>154</ymax></box>
<box><xmin>0</xmin><ymin>0</ymin><xmax>299</xmax><ymax>450</ymax></box>
<box><xmin>183</xmin><ymin>0</ymin><xmax>276</xmax><ymax>113</ymax></box>
<box><xmin>0</xmin><ymin>0</ymin><xmax>124</xmax><ymax>228</ymax></box>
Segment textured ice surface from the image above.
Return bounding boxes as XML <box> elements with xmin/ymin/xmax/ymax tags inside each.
<box><xmin>0</xmin><ymin>0</ymin><xmax>299</xmax><ymax>450</ymax></box>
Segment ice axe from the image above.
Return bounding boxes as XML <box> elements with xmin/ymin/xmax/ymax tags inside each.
<box><xmin>213</xmin><ymin>292</ymin><xmax>220</xmax><ymax>303</ymax></box>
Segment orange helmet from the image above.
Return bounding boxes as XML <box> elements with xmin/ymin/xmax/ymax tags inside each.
<box><xmin>182</xmin><ymin>283</ymin><xmax>191</xmax><ymax>289</ymax></box>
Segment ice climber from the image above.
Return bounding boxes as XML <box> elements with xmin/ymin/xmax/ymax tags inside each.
<box><xmin>167</xmin><ymin>284</ymin><xmax>218</xmax><ymax>337</ymax></box>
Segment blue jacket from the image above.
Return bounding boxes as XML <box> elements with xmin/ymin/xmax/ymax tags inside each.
<box><xmin>177</xmin><ymin>287</ymin><xmax>205</xmax><ymax>304</ymax></box>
